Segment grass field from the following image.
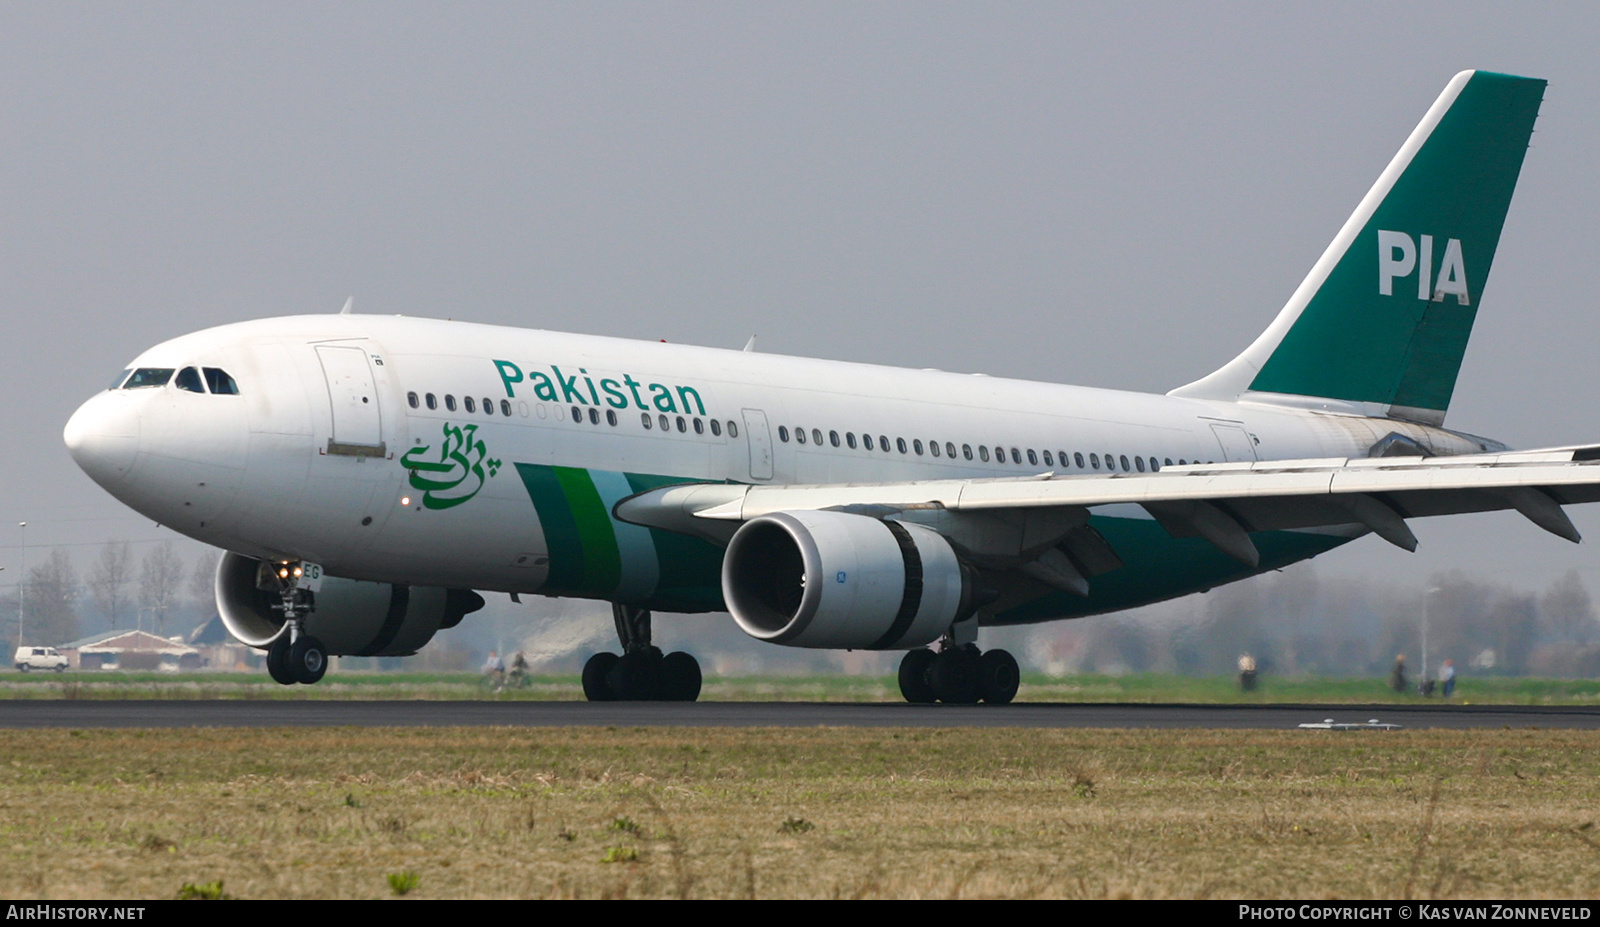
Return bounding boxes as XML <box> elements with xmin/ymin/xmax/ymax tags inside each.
<box><xmin>5</xmin><ymin>670</ymin><xmax>1600</xmax><ymax>704</ymax></box>
<box><xmin>2</xmin><ymin>726</ymin><xmax>1599</xmax><ymax>899</ymax></box>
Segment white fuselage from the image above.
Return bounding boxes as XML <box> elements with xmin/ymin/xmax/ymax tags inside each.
<box><xmin>64</xmin><ymin>314</ymin><xmax>1498</xmax><ymax>621</ymax></box>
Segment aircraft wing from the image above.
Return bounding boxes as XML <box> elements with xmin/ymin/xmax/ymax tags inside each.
<box><xmin>615</xmin><ymin>445</ymin><xmax>1600</xmax><ymax>573</ymax></box>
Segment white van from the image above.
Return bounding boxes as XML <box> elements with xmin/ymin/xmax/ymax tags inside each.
<box><xmin>13</xmin><ymin>646</ymin><xmax>68</xmax><ymax>672</ymax></box>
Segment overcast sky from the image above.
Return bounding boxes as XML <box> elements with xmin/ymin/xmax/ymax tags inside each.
<box><xmin>5</xmin><ymin>2</ymin><xmax>1600</xmax><ymax>611</ymax></box>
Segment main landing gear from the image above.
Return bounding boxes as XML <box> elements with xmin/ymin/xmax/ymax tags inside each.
<box><xmin>259</xmin><ymin>560</ymin><xmax>328</xmax><ymax>686</ymax></box>
<box><xmin>897</xmin><ymin>643</ymin><xmax>1020</xmax><ymax>705</ymax></box>
<box><xmin>581</xmin><ymin>604</ymin><xmax>703</xmax><ymax>702</ymax></box>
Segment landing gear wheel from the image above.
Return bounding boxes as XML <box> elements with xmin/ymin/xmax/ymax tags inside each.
<box><xmin>660</xmin><ymin>651</ymin><xmax>702</xmax><ymax>702</ymax></box>
<box><xmin>609</xmin><ymin>649</ymin><xmax>664</xmax><ymax>701</ymax></box>
<box><xmin>288</xmin><ymin>635</ymin><xmax>328</xmax><ymax>685</ymax></box>
<box><xmin>898</xmin><ymin>649</ymin><xmax>937</xmax><ymax>703</ymax></box>
<box><xmin>582</xmin><ymin>652</ymin><xmax>619</xmax><ymax>701</ymax></box>
<box><xmin>266</xmin><ymin>637</ymin><xmax>297</xmax><ymax>686</ymax></box>
<box><xmin>977</xmin><ymin>649</ymin><xmax>1020</xmax><ymax>705</ymax></box>
<box><xmin>929</xmin><ymin>646</ymin><xmax>981</xmax><ymax>704</ymax></box>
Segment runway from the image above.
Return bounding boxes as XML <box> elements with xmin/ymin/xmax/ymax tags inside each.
<box><xmin>1</xmin><ymin>700</ymin><xmax>1597</xmax><ymax>729</ymax></box>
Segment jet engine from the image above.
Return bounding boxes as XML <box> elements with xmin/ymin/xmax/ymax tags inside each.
<box><xmin>721</xmin><ymin>510</ymin><xmax>978</xmax><ymax>649</ymax></box>
<box><xmin>215</xmin><ymin>552</ymin><xmax>484</xmax><ymax>656</ymax></box>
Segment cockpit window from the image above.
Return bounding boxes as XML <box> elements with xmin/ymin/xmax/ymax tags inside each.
<box><xmin>203</xmin><ymin>368</ymin><xmax>239</xmax><ymax>395</ymax></box>
<box><xmin>175</xmin><ymin>367</ymin><xmax>205</xmax><ymax>393</ymax></box>
<box><xmin>122</xmin><ymin>368</ymin><xmax>174</xmax><ymax>389</ymax></box>
<box><xmin>108</xmin><ymin>369</ymin><xmax>133</xmax><ymax>390</ymax></box>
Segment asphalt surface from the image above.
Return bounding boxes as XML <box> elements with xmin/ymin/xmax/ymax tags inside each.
<box><xmin>0</xmin><ymin>700</ymin><xmax>1596</xmax><ymax>729</ymax></box>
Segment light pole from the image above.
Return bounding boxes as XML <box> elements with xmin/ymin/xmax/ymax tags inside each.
<box><xmin>16</xmin><ymin>522</ymin><xmax>25</xmax><ymax>649</ymax></box>
<box><xmin>1422</xmin><ymin>585</ymin><xmax>1442</xmax><ymax>692</ymax></box>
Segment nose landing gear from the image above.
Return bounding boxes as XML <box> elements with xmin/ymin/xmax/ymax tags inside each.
<box><xmin>258</xmin><ymin>560</ymin><xmax>328</xmax><ymax>686</ymax></box>
<box><xmin>580</xmin><ymin>603</ymin><xmax>703</xmax><ymax>702</ymax></box>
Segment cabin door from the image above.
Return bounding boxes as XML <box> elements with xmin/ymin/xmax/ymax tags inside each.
<box><xmin>317</xmin><ymin>344</ymin><xmax>385</xmax><ymax>454</ymax></box>
<box><xmin>741</xmin><ymin>408</ymin><xmax>774</xmax><ymax>481</ymax></box>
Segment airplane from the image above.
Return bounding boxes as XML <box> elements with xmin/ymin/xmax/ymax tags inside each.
<box><xmin>62</xmin><ymin>69</ymin><xmax>1600</xmax><ymax>703</ymax></box>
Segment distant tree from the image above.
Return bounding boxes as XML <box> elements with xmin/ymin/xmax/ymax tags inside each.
<box><xmin>87</xmin><ymin>540</ymin><xmax>133</xmax><ymax>630</ymax></box>
<box><xmin>138</xmin><ymin>542</ymin><xmax>185</xmax><ymax>635</ymax></box>
<box><xmin>1540</xmin><ymin>570</ymin><xmax>1596</xmax><ymax>646</ymax></box>
<box><xmin>188</xmin><ymin>549</ymin><xmax>221</xmax><ymax>619</ymax></box>
<box><xmin>23</xmin><ymin>550</ymin><xmax>78</xmax><ymax>646</ymax></box>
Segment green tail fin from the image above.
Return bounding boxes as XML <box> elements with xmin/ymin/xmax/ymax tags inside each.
<box><xmin>1172</xmin><ymin>70</ymin><xmax>1545</xmax><ymax>425</ymax></box>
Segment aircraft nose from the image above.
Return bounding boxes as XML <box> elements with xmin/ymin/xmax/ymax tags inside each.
<box><xmin>64</xmin><ymin>392</ymin><xmax>140</xmax><ymax>488</ymax></box>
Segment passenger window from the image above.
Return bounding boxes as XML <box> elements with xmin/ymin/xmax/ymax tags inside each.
<box><xmin>464</xmin><ymin>396</ymin><xmax>476</xmax><ymax>413</ymax></box>
<box><xmin>1075</xmin><ymin>452</ymin><xmax>1085</xmax><ymax>469</ymax></box>
<box><xmin>979</xmin><ymin>446</ymin><xmax>990</xmax><ymax>462</ymax></box>
<box><xmin>590</xmin><ymin>408</ymin><xmax>601</xmax><ymax>425</ymax></box>
<box><xmin>1011</xmin><ymin>448</ymin><xmax>1022</xmax><ymax>464</ymax></box>
<box><xmin>879</xmin><ymin>435</ymin><xmax>889</xmax><ymax>452</ymax></box>
<box><xmin>1043</xmin><ymin>450</ymin><xmax>1053</xmax><ymax>466</ymax></box>
<box><xmin>1090</xmin><ymin>453</ymin><xmax>1100</xmax><ymax>469</ymax></box>
<box><xmin>674</xmin><ymin>416</ymin><xmax>685</xmax><ymax>433</ymax></box>
<box><xmin>607</xmin><ymin>409</ymin><xmax>618</xmax><ymax>426</ymax></box>
<box><xmin>501</xmin><ymin>400</ymin><xmax>512</xmax><ymax>416</ymax></box>
<box><xmin>693</xmin><ymin>417</ymin><xmax>704</xmax><ymax>434</ymax></box>
<box><xmin>659</xmin><ymin>414</ymin><xmax>670</xmax><ymax>431</ymax></box>
<box><xmin>963</xmin><ymin>444</ymin><xmax>973</xmax><ymax>460</ymax></box>
<box><xmin>123</xmin><ymin>368</ymin><xmax>174</xmax><ymax>389</ymax></box>
<box><xmin>812</xmin><ymin>428</ymin><xmax>822</xmax><ymax>445</ymax></box>
<box><xmin>1120</xmin><ymin>455</ymin><xmax>1130</xmax><ymax>471</ymax></box>
<box><xmin>779</xmin><ymin>426</ymin><xmax>790</xmax><ymax>442</ymax></box>
<box><xmin>711</xmin><ymin>419</ymin><xmax>722</xmax><ymax>436</ymax></box>
<box><xmin>863</xmin><ymin>434</ymin><xmax>874</xmax><ymax>450</ymax></box>
<box><xmin>202</xmin><ymin>368</ymin><xmax>239</xmax><ymax>394</ymax></box>
<box><xmin>995</xmin><ymin>446</ymin><xmax>1006</xmax><ymax>462</ymax></box>
<box><xmin>796</xmin><ymin>428</ymin><xmax>807</xmax><ymax>445</ymax></box>
<box><xmin>927</xmin><ymin>440</ymin><xmax>938</xmax><ymax>458</ymax></box>
<box><xmin>425</xmin><ymin>393</ymin><xmax>438</xmax><ymax>410</ymax></box>
<box><xmin>945</xmin><ymin>442</ymin><xmax>956</xmax><ymax>459</ymax></box>
<box><xmin>483</xmin><ymin>397</ymin><xmax>494</xmax><ymax>414</ymax></box>
<box><xmin>846</xmin><ymin>432</ymin><xmax>857</xmax><ymax>449</ymax></box>
<box><xmin>1135</xmin><ymin>456</ymin><xmax>1146</xmax><ymax>472</ymax></box>
<box><xmin>1027</xmin><ymin>449</ymin><xmax>1038</xmax><ymax>466</ymax></box>
<box><xmin>642</xmin><ymin>412</ymin><xmax>653</xmax><ymax>429</ymax></box>
<box><xmin>829</xmin><ymin>430</ymin><xmax>840</xmax><ymax>448</ymax></box>
<box><xmin>897</xmin><ymin>438</ymin><xmax>907</xmax><ymax>454</ymax></box>
<box><xmin>445</xmin><ymin>395</ymin><xmax>457</xmax><ymax>412</ymax></box>
<box><xmin>571</xmin><ymin>405</ymin><xmax>583</xmax><ymax>422</ymax></box>
<box><xmin>728</xmin><ymin>421</ymin><xmax>738</xmax><ymax>438</ymax></box>
<box><xmin>175</xmin><ymin>367</ymin><xmax>205</xmax><ymax>393</ymax></box>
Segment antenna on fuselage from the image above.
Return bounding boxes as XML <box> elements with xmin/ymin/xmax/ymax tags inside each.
<box><xmin>339</xmin><ymin>296</ymin><xmax>353</xmax><ymax>316</ymax></box>
<box><xmin>742</xmin><ymin>334</ymin><xmax>758</xmax><ymax>353</ymax></box>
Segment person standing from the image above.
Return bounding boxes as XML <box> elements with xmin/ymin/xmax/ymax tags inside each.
<box><xmin>1390</xmin><ymin>655</ymin><xmax>1408</xmax><ymax>694</ymax></box>
<box><xmin>1441</xmin><ymin>658</ymin><xmax>1456</xmax><ymax>698</ymax></box>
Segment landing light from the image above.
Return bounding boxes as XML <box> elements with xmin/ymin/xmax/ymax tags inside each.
<box><xmin>401</xmin><ymin>496</ymin><xmax>412</xmax><ymax>506</ymax></box>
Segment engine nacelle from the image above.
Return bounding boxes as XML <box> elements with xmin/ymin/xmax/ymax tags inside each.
<box><xmin>722</xmin><ymin>510</ymin><xmax>976</xmax><ymax>650</ymax></box>
<box><xmin>215</xmin><ymin>552</ymin><xmax>484</xmax><ymax>656</ymax></box>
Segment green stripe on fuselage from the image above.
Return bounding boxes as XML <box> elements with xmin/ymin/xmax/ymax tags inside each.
<box><xmin>515</xmin><ymin>463</ymin><xmax>620</xmax><ymax>597</ymax></box>
<box><xmin>516</xmin><ymin>464</ymin><xmax>725</xmax><ymax>609</ymax></box>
